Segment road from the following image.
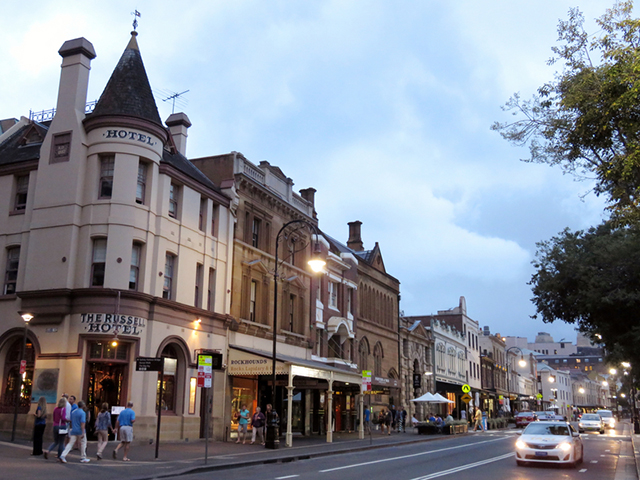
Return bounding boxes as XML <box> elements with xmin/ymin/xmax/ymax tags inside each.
<box><xmin>169</xmin><ymin>428</ymin><xmax>631</xmax><ymax>480</ymax></box>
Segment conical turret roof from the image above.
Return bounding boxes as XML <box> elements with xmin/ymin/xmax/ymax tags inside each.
<box><xmin>90</xmin><ymin>32</ymin><xmax>162</xmax><ymax>127</ymax></box>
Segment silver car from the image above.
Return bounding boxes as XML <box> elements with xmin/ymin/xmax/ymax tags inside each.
<box><xmin>515</xmin><ymin>421</ymin><xmax>584</xmax><ymax>467</ymax></box>
<box><xmin>596</xmin><ymin>409</ymin><xmax>616</xmax><ymax>429</ymax></box>
<box><xmin>578</xmin><ymin>413</ymin><xmax>605</xmax><ymax>434</ymax></box>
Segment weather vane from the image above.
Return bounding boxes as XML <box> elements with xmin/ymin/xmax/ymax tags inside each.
<box><xmin>132</xmin><ymin>10</ymin><xmax>141</xmax><ymax>31</ymax></box>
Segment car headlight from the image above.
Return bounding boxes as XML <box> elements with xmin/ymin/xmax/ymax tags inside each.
<box><xmin>558</xmin><ymin>443</ymin><xmax>572</xmax><ymax>451</ymax></box>
<box><xmin>516</xmin><ymin>440</ymin><xmax>526</xmax><ymax>449</ymax></box>
<box><xmin>578</xmin><ymin>423</ymin><xmax>584</xmax><ymax>427</ymax></box>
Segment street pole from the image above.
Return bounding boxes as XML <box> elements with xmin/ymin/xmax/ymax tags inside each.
<box><xmin>155</xmin><ymin>358</ymin><xmax>164</xmax><ymax>459</ymax></box>
<box><xmin>11</xmin><ymin>314</ymin><xmax>31</xmax><ymax>443</ymax></box>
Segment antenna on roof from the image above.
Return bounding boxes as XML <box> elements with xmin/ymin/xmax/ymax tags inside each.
<box><xmin>132</xmin><ymin>9</ymin><xmax>141</xmax><ymax>31</ymax></box>
<box><xmin>161</xmin><ymin>90</ymin><xmax>190</xmax><ymax>114</ymax></box>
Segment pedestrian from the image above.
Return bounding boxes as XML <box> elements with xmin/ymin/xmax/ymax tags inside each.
<box><xmin>390</xmin><ymin>405</ymin><xmax>397</xmax><ymax>431</ymax></box>
<box><xmin>236</xmin><ymin>403</ymin><xmax>250</xmax><ymax>444</ymax></box>
<box><xmin>473</xmin><ymin>407</ymin><xmax>484</xmax><ymax>432</ymax></box>
<box><xmin>113</xmin><ymin>401</ymin><xmax>135</xmax><ymax>461</ymax></box>
<box><xmin>364</xmin><ymin>406</ymin><xmax>371</xmax><ymax>434</ymax></box>
<box><xmin>32</xmin><ymin>396</ymin><xmax>47</xmax><ymax>456</ymax></box>
<box><xmin>95</xmin><ymin>402</ymin><xmax>115</xmax><ymax>460</ymax></box>
<box><xmin>435</xmin><ymin>414</ymin><xmax>444</xmax><ymax>433</ymax></box>
<box><xmin>378</xmin><ymin>409</ymin><xmax>386</xmax><ymax>434</ymax></box>
<box><xmin>45</xmin><ymin>397</ymin><xmax>68</xmax><ymax>460</ymax></box>
<box><xmin>401</xmin><ymin>406</ymin><xmax>407</xmax><ymax>432</ymax></box>
<box><xmin>59</xmin><ymin>400</ymin><xmax>89</xmax><ymax>463</ymax></box>
<box><xmin>250</xmin><ymin>406</ymin><xmax>265</xmax><ymax>445</ymax></box>
<box><xmin>384</xmin><ymin>408</ymin><xmax>392</xmax><ymax>435</ymax></box>
<box><xmin>461</xmin><ymin>409</ymin><xmax>467</xmax><ymax>422</ymax></box>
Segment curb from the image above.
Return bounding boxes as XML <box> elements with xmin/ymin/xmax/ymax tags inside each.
<box><xmin>631</xmin><ymin>434</ymin><xmax>640</xmax><ymax>480</ymax></box>
<box><xmin>133</xmin><ymin>432</ymin><xmax>461</xmax><ymax>480</ymax></box>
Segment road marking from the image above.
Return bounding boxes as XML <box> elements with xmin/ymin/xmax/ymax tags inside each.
<box><xmin>275</xmin><ymin>476</ymin><xmax>299</xmax><ymax>479</ymax></box>
<box><xmin>409</xmin><ymin>453</ymin><xmax>514</xmax><ymax>480</ymax></box>
<box><xmin>579</xmin><ymin>469</ymin><xmax>587</xmax><ymax>473</ymax></box>
<box><xmin>591</xmin><ymin>460</ymin><xmax>598</xmax><ymax>463</ymax></box>
<box><xmin>319</xmin><ymin>438</ymin><xmax>507</xmax><ymax>473</ymax></box>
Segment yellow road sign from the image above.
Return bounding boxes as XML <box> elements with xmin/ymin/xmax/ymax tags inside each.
<box><xmin>461</xmin><ymin>384</ymin><xmax>471</xmax><ymax>393</ymax></box>
<box><xmin>461</xmin><ymin>393</ymin><xmax>472</xmax><ymax>403</ymax></box>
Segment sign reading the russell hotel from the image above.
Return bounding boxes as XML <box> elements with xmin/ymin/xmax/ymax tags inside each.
<box><xmin>80</xmin><ymin>313</ymin><xmax>147</xmax><ymax>336</ymax></box>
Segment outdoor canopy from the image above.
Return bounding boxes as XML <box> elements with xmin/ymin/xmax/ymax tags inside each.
<box><xmin>410</xmin><ymin>392</ymin><xmax>437</xmax><ymax>402</ymax></box>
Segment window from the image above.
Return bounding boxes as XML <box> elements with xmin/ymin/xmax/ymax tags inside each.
<box><xmin>211</xmin><ymin>205</ymin><xmax>218</xmax><ymax>237</ymax></box>
<box><xmin>91</xmin><ymin>239</ymin><xmax>107</xmax><ymax>287</ymax></box>
<box><xmin>288</xmin><ymin>294</ymin><xmax>296</xmax><ymax>331</ymax></box>
<box><xmin>169</xmin><ymin>183</ymin><xmax>179</xmax><ymax>219</ymax></box>
<box><xmin>159</xmin><ymin>345</ymin><xmax>179</xmax><ymax>413</ymax></box>
<box><xmin>347</xmin><ymin>287</ymin><xmax>354</xmax><ymax>315</ymax></box>
<box><xmin>13</xmin><ymin>175</ymin><xmax>29</xmax><ymax>211</ymax></box>
<box><xmin>207</xmin><ymin>268</ymin><xmax>216</xmax><ymax>310</ymax></box>
<box><xmin>99</xmin><ymin>155</ymin><xmax>114</xmax><ymax>198</ymax></box>
<box><xmin>163</xmin><ymin>254</ymin><xmax>175</xmax><ymax>299</ymax></box>
<box><xmin>328</xmin><ymin>335</ymin><xmax>343</xmax><ymax>359</ymax></box>
<box><xmin>88</xmin><ymin>340</ymin><xmax>128</xmax><ymax>360</ymax></box>
<box><xmin>136</xmin><ymin>162</ymin><xmax>147</xmax><ymax>204</ymax></box>
<box><xmin>358</xmin><ymin>339</ymin><xmax>369</xmax><ymax>370</ymax></box>
<box><xmin>328</xmin><ymin>281</ymin><xmax>338</xmax><ymax>309</ymax></box>
<box><xmin>373</xmin><ymin>343</ymin><xmax>383</xmax><ymax>377</ymax></box>
<box><xmin>402</xmin><ymin>339</ymin><xmax>409</xmax><ymax>357</ymax></box>
<box><xmin>251</xmin><ymin>218</ymin><xmax>261</xmax><ymax>248</ymax></box>
<box><xmin>4</xmin><ymin>247</ymin><xmax>20</xmax><ymax>295</ymax></box>
<box><xmin>129</xmin><ymin>243</ymin><xmax>142</xmax><ymax>290</ymax></box>
<box><xmin>50</xmin><ymin>132</ymin><xmax>71</xmax><ymax>163</ymax></box>
<box><xmin>249</xmin><ymin>280</ymin><xmax>258</xmax><ymax>322</ymax></box>
<box><xmin>195</xmin><ymin>263</ymin><xmax>203</xmax><ymax>308</ymax></box>
<box><xmin>199</xmin><ymin>197</ymin><xmax>207</xmax><ymax>232</ymax></box>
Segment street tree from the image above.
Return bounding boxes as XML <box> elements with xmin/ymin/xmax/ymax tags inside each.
<box><xmin>492</xmin><ymin>1</ymin><xmax>640</xmax><ymax>225</ymax></box>
<box><xmin>530</xmin><ymin>222</ymin><xmax>640</xmax><ymax>373</ymax></box>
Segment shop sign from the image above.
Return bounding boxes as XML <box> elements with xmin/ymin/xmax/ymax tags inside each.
<box><xmin>228</xmin><ymin>349</ymin><xmax>287</xmax><ymax>376</ymax></box>
<box><xmin>80</xmin><ymin>313</ymin><xmax>146</xmax><ymax>336</ymax></box>
<box><xmin>412</xmin><ymin>373</ymin><xmax>421</xmax><ymax>389</ymax></box>
<box><xmin>136</xmin><ymin>357</ymin><xmax>163</xmax><ymax>372</ymax></box>
<box><xmin>372</xmin><ymin>376</ymin><xmax>399</xmax><ymax>388</ymax></box>
<box><xmin>102</xmin><ymin>128</ymin><xmax>158</xmax><ymax>146</ymax></box>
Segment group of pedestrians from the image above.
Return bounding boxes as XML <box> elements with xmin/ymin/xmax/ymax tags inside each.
<box><xmin>235</xmin><ymin>404</ymin><xmax>276</xmax><ymax>445</ymax></box>
<box><xmin>373</xmin><ymin>405</ymin><xmax>407</xmax><ymax>435</ymax></box>
<box><xmin>31</xmin><ymin>393</ymin><xmax>136</xmax><ymax>463</ymax></box>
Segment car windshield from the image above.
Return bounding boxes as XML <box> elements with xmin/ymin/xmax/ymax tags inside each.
<box><xmin>582</xmin><ymin>414</ymin><xmax>600</xmax><ymax>420</ymax></box>
<box><xmin>598</xmin><ymin>411</ymin><xmax>612</xmax><ymax>418</ymax></box>
<box><xmin>524</xmin><ymin>424</ymin><xmax>570</xmax><ymax>436</ymax></box>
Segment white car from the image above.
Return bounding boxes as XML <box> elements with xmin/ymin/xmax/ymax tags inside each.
<box><xmin>578</xmin><ymin>413</ymin><xmax>605</xmax><ymax>434</ymax></box>
<box><xmin>596</xmin><ymin>410</ymin><xmax>616</xmax><ymax>429</ymax></box>
<box><xmin>515</xmin><ymin>421</ymin><xmax>584</xmax><ymax>467</ymax></box>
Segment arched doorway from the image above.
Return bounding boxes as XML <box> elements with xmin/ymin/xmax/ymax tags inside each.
<box><xmin>1</xmin><ymin>336</ymin><xmax>35</xmax><ymax>413</ymax></box>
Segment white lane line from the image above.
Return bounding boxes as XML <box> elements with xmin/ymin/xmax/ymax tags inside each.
<box><xmin>591</xmin><ymin>460</ymin><xmax>598</xmax><ymax>463</ymax></box>
<box><xmin>319</xmin><ymin>438</ymin><xmax>507</xmax><ymax>473</ymax></box>
<box><xmin>579</xmin><ymin>469</ymin><xmax>588</xmax><ymax>473</ymax></box>
<box><xmin>409</xmin><ymin>453</ymin><xmax>514</xmax><ymax>480</ymax></box>
<box><xmin>275</xmin><ymin>476</ymin><xmax>299</xmax><ymax>479</ymax></box>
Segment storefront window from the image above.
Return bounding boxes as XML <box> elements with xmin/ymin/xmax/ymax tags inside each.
<box><xmin>88</xmin><ymin>341</ymin><xmax>128</xmax><ymax>360</ymax></box>
<box><xmin>158</xmin><ymin>345</ymin><xmax>178</xmax><ymax>412</ymax></box>
<box><xmin>231</xmin><ymin>377</ymin><xmax>257</xmax><ymax>433</ymax></box>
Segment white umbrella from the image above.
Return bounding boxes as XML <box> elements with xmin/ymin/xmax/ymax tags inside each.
<box><xmin>411</xmin><ymin>392</ymin><xmax>436</xmax><ymax>402</ymax></box>
<box><xmin>433</xmin><ymin>393</ymin><xmax>455</xmax><ymax>404</ymax></box>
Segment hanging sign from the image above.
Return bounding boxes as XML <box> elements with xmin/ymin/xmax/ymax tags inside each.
<box><xmin>362</xmin><ymin>370</ymin><xmax>372</xmax><ymax>392</ymax></box>
<box><xmin>197</xmin><ymin>354</ymin><xmax>213</xmax><ymax>388</ymax></box>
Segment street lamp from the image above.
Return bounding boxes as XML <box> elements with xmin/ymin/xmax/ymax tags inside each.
<box><xmin>11</xmin><ymin>313</ymin><xmax>33</xmax><ymax>442</ymax></box>
<box><xmin>505</xmin><ymin>346</ymin><xmax>526</xmax><ymax>416</ymax></box>
<box><xmin>266</xmin><ymin>219</ymin><xmax>325</xmax><ymax>449</ymax></box>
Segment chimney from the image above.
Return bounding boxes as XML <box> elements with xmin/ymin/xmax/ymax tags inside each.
<box><xmin>56</xmin><ymin>38</ymin><xmax>96</xmax><ymax>117</ymax></box>
<box><xmin>299</xmin><ymin>187</ymin><xmax>316</xmax><ymax>206</ymax></box>
<box><xmin>347</xmin><ymin>221</ymin><xmax>364</xmax><ymax>251</ymax></box>
<box><xmin>166</xmin><ymin>113</ymin><xmax>192</xmax><ymax>156</ymax></box>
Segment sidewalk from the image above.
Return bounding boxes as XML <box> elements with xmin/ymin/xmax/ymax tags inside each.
<box><xmin>0</xmin><ymin>428</ymin><xmax>454</xmax><ymax>480</ymax></box>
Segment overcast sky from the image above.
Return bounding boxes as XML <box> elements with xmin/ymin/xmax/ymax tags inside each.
<box><xmin>1</xmin><ymin>1</ymin><xmax>613</xmax><ymax>343</ymax></box>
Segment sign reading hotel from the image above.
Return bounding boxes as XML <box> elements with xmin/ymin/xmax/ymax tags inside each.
<box><xmin>80</xmin><ymin>313</ymin><xmax>147</xmax><ymax>336</ymax></box>
<box><xmin>101</xmin><ymin>128</ymin><xmax>158</xmax><ymax>146</ymax></box>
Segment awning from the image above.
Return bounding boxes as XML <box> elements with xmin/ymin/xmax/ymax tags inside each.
<box><xmin>228</xmin><ymin>345</ymin><xmax>361</xmax><ymax>384</ymax></box>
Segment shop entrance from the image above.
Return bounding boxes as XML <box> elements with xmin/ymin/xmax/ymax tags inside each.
<box><xmin>85</xmin><ymin>340</ymin><xmax>129</xmax><ymax>440</ymax></box>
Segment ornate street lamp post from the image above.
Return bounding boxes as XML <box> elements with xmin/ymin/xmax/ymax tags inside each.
<box><xmin>265</xmin><ymin>219</ymin><xmax>325</xmax><ymax>449</ymax></box>
<box><xmin>11</xmin><ymin>313</ymin><xmax>33</xmax><ymax>442</ymax></box>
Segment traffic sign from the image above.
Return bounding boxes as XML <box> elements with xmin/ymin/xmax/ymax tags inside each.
<box><xmin>362</xmin><ymin>370</ymin><xmax>372</xmax><ymax>392</ymax></box>
<box><xmin>19</xmin><ymin>360</ymin><xmax>26</xmax><ymax>375</ymax></box>
<box><xmin>197</xmin><ymin>354</ymin><xmax>213</xmax><ymax>388</ymax></box>
<box><xmin>136</xmin><ymin>357</ymin><xmax>164</xmax><ymax>372</ymax></box>
<box><xmin>461</xmin><ymin>393</ymin><xmax>472</xmax><ymax>403</ymax></box>
<box><xmin>461</xmin><ymin>384</ymin><xmax>471</xmax><ymax>393</ymax></box>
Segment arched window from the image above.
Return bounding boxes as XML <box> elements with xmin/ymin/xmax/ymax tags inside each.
<box><xmin>447</xmin><ymin>347</ymin><xmax>456</xmax><ymax>374</ymax></box>
<box><xmin>2</xmin><ymin>337</ymin><xmax>35</xmax><ymax>412</ymax></box>
<box><xmin>373</xmin><ymin>343</ymin><xmax>383</xmax><ymax>377</ymax></box>
<box><xmin>158</xmin><ymin>344</ymin><xmax>181</xmax><ymax>413</ymax></box>
<box><xmin>358</xmin><ymin>338</ymin><xmax>369</xmax><ymax>370</ymax></box>
<box><xmin>436</xmin><ymin>343</ymin><xmax>446</xmax><ymax>373</ymax></box>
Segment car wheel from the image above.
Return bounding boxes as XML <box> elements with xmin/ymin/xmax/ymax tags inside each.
<box><xmin>579</xmin><ymin>429</ymin><xmax>584</xmax><ymax>433</ymax></box>
<box><xmin>600</xmin><ymin>429</ymin><xmax>605</xmax><ymax>434</ymax></box>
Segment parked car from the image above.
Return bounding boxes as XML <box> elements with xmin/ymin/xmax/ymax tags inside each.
<box><xmin>536</xmin><ymin>411</ymin><xmax>565</xmax><ymax>421</ymax></box>
<box><xmin>596</xmin><ymin>409</ymin><xmax>616</xmax><ymax>429</ymax></box>
<box><xmin>515</xmin><ymin>421</ymin><xmax>584</xmax><ymax>467</ymax></box>
<box><xmin>578</xmin><ymin>413</ymin><xmax>605</xmax><ymax>434</ymax></box>
<box><xmin>515</xmin><ymin>411</ymin><xmax>536</xmax><ymax>428</ymax></box>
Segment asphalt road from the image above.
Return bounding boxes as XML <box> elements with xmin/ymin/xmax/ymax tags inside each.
<box><xmin>170</xmin><ymin>429</ymin><xmax>630</xmax><ymax>480</ymax></box>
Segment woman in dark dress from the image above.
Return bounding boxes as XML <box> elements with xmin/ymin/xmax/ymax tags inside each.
<box><xmin>32</xmin><ymin>396</ymin><xmax>47</xmax><ymax>456</ymax></box>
